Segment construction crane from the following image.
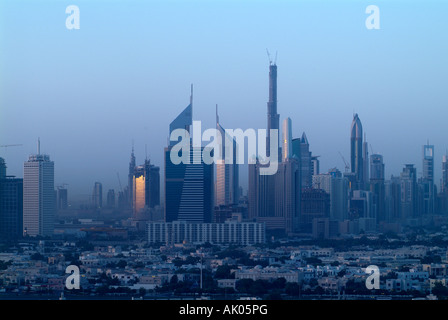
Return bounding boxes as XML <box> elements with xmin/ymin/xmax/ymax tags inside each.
<box><xmin>266</xmin><ymin>49</ymin><xmax>278</xmax><ymax>65</ymax></box>
<box><xmin>369</xmin><ymin>143</ymin><xmax>375</xmax><ymax>155</ymax></box>
<box><xmin>338</xmin><ymin>152</ymin><xmax>350</xmax><ymax>173</ymax></box>
<box><xmin>0</xmin><ymin>144</ymin><xmax>22</xmax><ymax>151</ymax></box>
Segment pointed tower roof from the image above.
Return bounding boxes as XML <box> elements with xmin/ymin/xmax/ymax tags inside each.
<box><xmin>169</xmin><ymin>85</ymin><xmax>193</xmax><ymax>146</ymax></box>
<box><xmin>301</xmin><ymin>132</ymin><xmax>309</xmax><ymax>144</ymax></box>
<box><xmin>351</xmin><ymin>113</ymin><xmax>363</xmax><ymax>140</ymax></box>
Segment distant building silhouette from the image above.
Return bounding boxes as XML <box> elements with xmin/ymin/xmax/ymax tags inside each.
<box><xmin>0</xmin><ymin>158</ymin><xmax>6</xmax><ymax>180</ymax></box>
<box><xmin>370</xmin><ymin>154</ymin><xmax>385</xmax><ymax>223</ymax></box>
<box><xmin>300</xmin><ymin>188</ymin><xmax>330</xmax><ymax>234</ymax></box>
<box><xmin>106</xmin><ymin>189</ymin><xmax>115</xmax><ymax>208</ymax></box>
<box><xmin>421</xmin><ymin>143</ymin><xmax>435</xmax><ymax>214</ymax></box>
<box><xmin>313</xmin><ymin>168</ymin><xmax>348</xmax><ymax>222</ymax></box>
<box><xmin>400</xmin><ymin>164</ymin><xmax>418</xmax><ymax>221</ymax></box>
<box><xmin>443</xmin><ymin>153</ymin><xmax>448</xmax><ymax>194</ymax></box>
<box><xmin>92</xmin><ymin>182</ymin><xmax>103</xmax><ymax>209</ymax></box>
<box><xmin>128</xmin><ymin>145</ymin><xmax>136</xmax><ymax>211</ymax></box>
<box><xmin>57</xmin><ymin>187</ymin><xmax>68</xmax><ymax>210</ymax></box>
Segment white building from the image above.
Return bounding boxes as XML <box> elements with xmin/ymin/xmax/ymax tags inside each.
<box><xmin>235</xmin><ymin>267</ymin><xmax>300</xmax><ymax>283</ymax></box>
<box><xmin>23</xmin><ymin>145</ymin><xmax>55</xmax><ymax>237</ymax></box>
<box><xmin>147</xmin><ymin>220</ymin><xmax>265</xmax><ymax>245</ymax></box>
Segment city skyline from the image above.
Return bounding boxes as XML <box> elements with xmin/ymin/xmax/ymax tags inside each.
<box><xmin>1</xmin><ymin>0</ymin><xmax>447</xmax><ymax>202</ymax></box>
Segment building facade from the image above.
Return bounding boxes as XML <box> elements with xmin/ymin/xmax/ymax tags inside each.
<box><xmin>23</xmin><ymin>151</ymin><xmax>55</xmax><ymax>237</ymax></box>
<box><xmin>147</xmin><ymin>220</ymin><xmax>265</xmax><ymax>245</ymax></box>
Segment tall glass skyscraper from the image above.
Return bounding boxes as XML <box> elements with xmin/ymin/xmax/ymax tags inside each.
<box><xmin>132</xmin><ymin>159</ymin><xmax>160</xmax><ymax>217</ymax></box>
<box><xmin>370</xmin><ymin>154</ymin><xmax>385</xmax><ymax>223</ymax></box>
<box><xmin>400</xmin><ymin>164</ymin><xmax>417</xmax><ymax>221</ymax></box>
<box><xmin>92</xmin><ymin>182</ymin><xmax>103</xmax><ymax>209</ymax></box>
<box><xmin>292</xmin><ymin>133</ymin><xmax>312</xmax><ymax>189</ymax></box>
<box><xmin>266</xmin><ymin>62</ymin><xmax>279</xmax><ymax>158</ymax></box>
<box><xmin>23</xmin><ymin>142</ymin><xmax>55</xmax><ymax>237</ymax></box>
<box><xmin>215</xmin><ymin>105</ymin><xmax>239</xmax><ymax>207</ymax></box>
<box><xmin>422</xmin><ymin>144</ymin><xmax>434</xmax><ymax>214</ymax></box>
<box><xmin>350</xmin><ymin>113</ymin><xmax>364</xmax><ymax>189</ymax></box>
<box><xmin>164</xmin><ymin>86</ymin><xmax>214</xmax><ymax>223</ymax></box>
<box><xmin>442</xmin><ymin>153</ymin><xmax>448</xmax><ymax>194</ymax></box>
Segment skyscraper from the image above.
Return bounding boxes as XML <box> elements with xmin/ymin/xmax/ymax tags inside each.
<box><xmin>422</xmin><ymin>143</ymin><xmax>434</xmax><ymax>214</ymax></box>
<box><xmin>311</xmin><ymin>156</ymin><xmax>320</xmax><ymax>177</ymax></box>
<box><xmin>128</xmin><ymin>144</ymin><xmax>136</xmax><ymax>211</ymax></box>
<box><xmin>23</xmin><ymin>140</ymin><xmax>55</xmax><ymax>237</ymax></box>
<box><xmin>370</xmin><ymin>154</ymin><xmax>385</xmax><ymax>180</ymax></box>
<box><xmin>385</xmin><ymin>176</ymin><xmax>402</xmax><ymax>223</ymax></box>
<box><xmin>266</xmin><ymin>62</ymin><xmax>279</xmax><ymax>158</ymax></box>
<box><xmin>282</xmin><ymin>118</ymin><xmax>292</xmax><ymax>162</ymax></box>
<box><xmin>132</xmin><ymin>158</ymin><xmax>160</xmax><ymax>217</ymax></box>
<box><xmin>249</xmin><ymin>117</ymin><xmax>300</xmax><ymax>235</ymax></box>
<box><xmin>248</xmin><ymin>62</ymin><xmax>303</xmax><ymax>235</ymax></box>
<box><xmin>300</xmin><ymin>188</ymin><xmax>330</xmax><ymax>234</ymax></box>
<box><xmin>57</xmin><ymin>187</ymin><xmax>68</xmax><ymax>211</ymax></box>
<box><xmin>215</xmin><ymin>105</ymin><xmax>239</xmax><ymax>207</ymax></box>
<box><xmin>92</xmin><ymin>182</ymin><xmax>103</xmax><ymax>209</ymax></box>
<box><xmin>0</xmin><ymin>158</ymin><xmax>23</xmax><ymax>240</ymax></box>
<box><xmin>400</xmin><ymin>164</ymin><xmax>418</xmax><ymax>221</ymax></box>
<box><xmin>370</xmin><ymin>154</ymin><xmax>385</xmax><ymax>223</ymax></box>
<box><xmin>0</xmin><ymin>157</ymin><xmax>6</xmax><ymax>180</ymax></box>
<box><xmin>164</xmin><ymin>86</ymin><xmax>214</xmax><ymax>223</ymax></box>
<box><xmin>442</xmin><ymin>153</ymin><xmax>448</xmax><ymax>194</ymax></box>
<box><xmin>350</xmin><ymin>114</ymin><xmax>364</xmax><ymax>189</ymax></box>
<box><xmin>363</xmin><ymin>135</ymin><xmax>369</xmax><ymax>184</ymax></box>
<box><xmin>169</xmin><ymin>85</ymin><xmax>193</xmax><ymax>146</ymax></box>
<box><xmin>292</xmin><ymin>133</ymin><xmax>312</xmax><ymax>189</ymax></box>
<box><xmin>107</xmin><ymin>189</ymin><xmax>116</xmax><ymax>208</ymax></box>
<box><xmin>312</xmin><ymin>168</ymin><xmax>348</xmax><ymax>222</ymax></box>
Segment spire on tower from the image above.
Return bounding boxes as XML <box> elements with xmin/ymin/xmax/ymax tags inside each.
<box><xmin>190</xmin><ymin>83</ymin><xmax>193</xmax><ymax>107</ymax></box>
<box><xmin>216</xmin><ymin>104</ymin><xmax>219</xmax><ymax>125</ymax></box>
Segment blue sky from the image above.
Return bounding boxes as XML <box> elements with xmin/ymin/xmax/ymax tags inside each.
<box><xmin>1</xmin><ymin>0</ymin><xmax>447</xmax><ymax>202</ymax></box>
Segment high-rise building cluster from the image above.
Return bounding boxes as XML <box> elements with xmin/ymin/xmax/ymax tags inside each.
<box><xmin>1</xmin><ymin>61</ymin><xmax>448</xmax><ymax>242</ymax></box>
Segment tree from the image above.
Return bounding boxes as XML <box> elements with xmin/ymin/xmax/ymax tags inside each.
<box><xmin>236</xmin><ymin>279</ymin><xmax>254</xmax><ymax>293</ymax></box>
<box><xmin>215</xmin><ymin>265</ymin><xmax>233</xmax><ymax>279</ymax></box>
<box><xmin>432</xmin><ymin>282</ymin><xmax>448</xmax><ymax>297</ymax></box>
<box><xmin>314</xmin><ymin>286</ymin><xmax>325</xmax><ymax>295</ymax></box>
<box><xmin>285</xmin><ymin>283</ymin><xmax>301</xmax><ymax>296</ymax></box>
<box><xmin>304</xmin><ymin>257</ymin><xmax>323</xmax><ymax>266</ymax></box>
<box><xmin>265</xmin><ymin>292</ymin><xmax>282</xmax><ymax>300</ymax></box>
<box><xmin>0</xmin><ymin>260</ymin><xmax>12</xmax><ymax>271</ymax></box>
<box><xmin>272</xmin><ymin>278</ymin><xmax>286</xmax><ymax>290</ymax></box>
<box><xmin>309</xmin><ymin>278</ymin><xmax>318</xmax><ymax>288</ymax></box>
<box><xmin>138</xmin><ymin>287</ymin><xmax>146</xmax><ymax>296</ymax></box>
<box><xmin>250</xmin><ymin>280</ymin><xmax>268</xmax><ymax>295</ymax></box>
<box><xmin>116</xmin><ymin>260</ymin><xmax>127</xmax><ymax>269</ymax></box>
<box><xmin>170</xmin><ymin>274</ymin><xmax>179</xmax><ymax>285</ymax></box>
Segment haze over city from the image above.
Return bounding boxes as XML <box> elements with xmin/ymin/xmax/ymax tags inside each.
<box><xmin>1</xmin><ymin>0</ymin><xmax>447</xmax><ymax>203</ymax></box>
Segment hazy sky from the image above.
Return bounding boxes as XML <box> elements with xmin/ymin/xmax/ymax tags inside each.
<box><xmin>1</xmin><ymin>0</ymin><xmax>447</xmax><ymax>203</ymax></box>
